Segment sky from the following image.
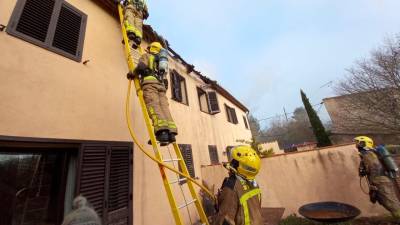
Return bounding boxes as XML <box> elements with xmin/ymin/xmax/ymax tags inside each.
<box><xmin>146</xmin><ymin>0</ymin><xmax>400</xmax><ymax>128</ymax></box>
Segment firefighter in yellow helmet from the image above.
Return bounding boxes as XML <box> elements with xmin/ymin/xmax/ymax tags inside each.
<box><xmin>355</xmin><ymin>136</ymin><xmax>400</xmax><ymax>220</ymax></box>
<box><xmin>133</xmin><ymin>42</ymin><xmax>177</xmax><ymax>146</ymax></box>
<box><xmin>213</xmin><ymin>146</ymin><xmax>263</xmax><ymax>225</ymax></box>
<box><xmin>121</xmin><ymin>0</ymin><xmax>149</xmax><ymax>48</ymax></box>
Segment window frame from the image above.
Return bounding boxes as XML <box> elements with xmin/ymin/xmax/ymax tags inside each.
<box><xmin>225</xmin><ymin>104</ymin><xmax>238</xmax><ymax>124</ymax></box>
<box><xmin>0</xmin><ymin>136</ymin><xmax>133</xmax><ymax>225</ymax></box>
<box><xmin>197</xmin><ymin>87</ymin><xmax>210</xmax><ymax>113</ymax></box>
<box><xmin>170</xmin><ymin>71</ymin><xmax>189</xmax><ymax>105</ymax></box>
<box><xmin>6</xmin><ymin>0</ymin><xmax>87</xmax><ymax>62</ymax></box>
<box><xmin>243</xmin><ymin>115</ymin><xmax>249</xmax><ymax>129</ymax></box>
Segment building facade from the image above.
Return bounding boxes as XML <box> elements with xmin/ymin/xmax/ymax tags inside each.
<box><xmin>0</xmin><ymin>0</ymin><xmax>252</xmax><ymax>224</ymax></box>
<box><xmin>324</xmin><ymin>95</ymin><xmax>399</xmax><ymax>145</ymax></box>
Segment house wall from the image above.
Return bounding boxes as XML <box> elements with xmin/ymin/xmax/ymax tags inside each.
<box><xmin>0</xmin><ymin>0</ymin><xmax>251</xmax><ymax>224</ymax></box>
<box><xmin>324</xmin><ymin>97</ymin><xmax>400</xmax><ymax>145</ymax></box>
<box><xmin>201</xmin><ymin>144</ymin><xmax>388</xmax><ymax>218</ymax></box>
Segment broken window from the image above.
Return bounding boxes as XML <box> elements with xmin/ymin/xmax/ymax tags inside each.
<box><xmin>171</xmin><ymin>71</ymin><xmax>189</xmax><ymax>105</ymax></box>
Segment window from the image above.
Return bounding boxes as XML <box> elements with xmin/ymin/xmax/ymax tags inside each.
<box><xmin>225</xmin><ymin>104</ymin><xmax>238</xmax><ymax>124</ymax></box>
<box><xmin>197</xmin><ymin>88</ymin><xmax>220</xmax><ymax>114</ymax></box>
<box><xmin>226</xmin><ymin>146</ymin><xmax>234</xmax><ymax>161</ymax></box>
<box><xmin>208</xmin><ymin>145</ymin><xmax>219</xmax><ymax>165</ymax></box>
<box><xmin>243</xmin><ymin>115</ymin><xmax>249</xmax><ymax>129</ymax></box>
<box><xmin>171</xmin><ymin>71</ymin><xmax>189</xmax><ymax>105</ymax></box>
<box><xmin>7</xmin><ymin>0</ymin><xmax>87</xmax><ymax>62</ymax></box>
<box><xmin>0</xmin><ymin>148</ymin><xmax>74</xmax><ymax>225</ymax></box>
<box><xmin>0</xmin><ymin>138</ymin><xmax>133</xmax><ymax>225</ymax></box>
<box><xmin>197</xmin><ymin>87</ymin><xmax>209</xmax><ymax>113</ymax></box>
<box><xmin>78</xmin><ymin>144</ymin><xmax>133</xmax><ymax>224</ymax></box>
<box><xmin>178</xmin><ymin>144</ymin><xmax>195</xmax><ymax>184</ymax></box>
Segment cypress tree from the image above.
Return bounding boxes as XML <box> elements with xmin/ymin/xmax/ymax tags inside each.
<box><xmin>300</xmin><ymin>89</ymin><xmax>332</xmax><ymax>147</ymax></box>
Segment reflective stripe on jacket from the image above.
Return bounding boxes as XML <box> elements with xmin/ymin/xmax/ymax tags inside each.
<box><xmin>213</xmin><ymin>174</ymin><xmax>263</xmax><ymax>225</ymax></box>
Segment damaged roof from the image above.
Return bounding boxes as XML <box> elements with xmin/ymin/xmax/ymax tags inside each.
<box><xmin>95</xmin><ymin>0</ymin><xmax>249</xmax><ymax>113</ymax></box>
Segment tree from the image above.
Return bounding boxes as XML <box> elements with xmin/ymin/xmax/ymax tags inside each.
<box><xmin>261</xmin><ymin>107</ymin><xmax>316</xmax><ymax>148</ymax></box>
<box><xmin>301</xmin><ymin>90</ymin><xmax>332</xmax><ymax>147</ymax></box>
<box><xmin>248</xmin><ymin>114</ymin><xmax>262</xmax><ymax>151</ymax></box>
<box><xmin>335</xmin><ymin>35</ymin><xmax>400</xmax><ymax>134</ymax></box>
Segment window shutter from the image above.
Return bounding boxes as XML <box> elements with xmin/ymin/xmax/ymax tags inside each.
<box><xmin>208</xmin><ymin>145</ymin><xmax>219</xmax><ymax>165</ymax></box>
<box><xmin>78</xmin><ymin>144</ymin><xmax>107</xmax><ymax>218</ymax></box>
<box><xmin>52</xmin><ymin>2</ymin><xmax>86</xmax><ymax>59</ymax></box>
<box><xmin>14</xmin><ymin>0</ymin><xmax>56</xmax><ymax>42</ymax></box>
<box><xmin>178</xmin><ymin>144</ymin><xmax>195</xmax><ymax>184</ymax></box>
<box><xmin>7</xmin><ymin>0</ymin><xmax>87</xmax><ymax>62</ymax></box>
<box><xmin>107</xmin><ymin>146</ymin><xmax>132</xmax><ymax>225</ymax></box>
<box><xmin>225</xmin><ymin>104</ymin><xmax>232</xmax><ymax>122</ymax></box>
<box><xmin>207</xmin><ymin>91</ymin><xmax>220</xmax><ymax>114</ymax></box>
<box><xmin>243</xmin><ymin>115</ymin><xmax>249</xmax><ymax>129</ymax></box>
<box><xmin>230</xmin><ymin>108</ymin><xmax>238</xmax><ymax>124</ymax></box>
<box><xmin>78</xmin><ymin>143</ymin><xmax>133</xmax><ymax>225</ymax></box>
<box><xmin>172</xmin><ymin>73</ymin><xmax>182</xmax><ymax>102</ymax></box>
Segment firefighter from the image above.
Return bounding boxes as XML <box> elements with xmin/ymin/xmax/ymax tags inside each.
<box><xmin>122</xmin><ymin>0</ymin><xmax>149</xmax><ymax>48</ymax></box>
<box><xmin>213</xmin><ymin>146</ymin><xmax>263</xmax><ymax>225</ymax></box>
<box><xmin>133</xmin><ymin>42</ymin><xmax>177</xmax><ymax>146</ymax></box>
<box><xmin>355</xmin><ymin>136</ymin><xmax>400</xmax><ymax>220</ymax></box>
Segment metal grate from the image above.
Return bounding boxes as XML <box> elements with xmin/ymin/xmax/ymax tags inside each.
<box><xmin>52</xmin><ymin>4</ymin><xmax>82</xmax><ymax>56</ymax></box>
<box><xmin>16</xmin><ymin>0</ymin><xmax>55</xmax><ymax>42</ymax></box>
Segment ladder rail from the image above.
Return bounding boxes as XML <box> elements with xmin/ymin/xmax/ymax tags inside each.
<box><xmin>117</xmin><ymin>5</ymin><xmax>184</xmax><ymax>225</ymax></box>
<box><xmin>173</xmin><ymin>143</ymin><xmax>209</xmax><ymax>224</ymax></box>
<box><xmin>117</xmin><ymin>4</ymin><xmax>213</xmax><ymax>225</ymax></box>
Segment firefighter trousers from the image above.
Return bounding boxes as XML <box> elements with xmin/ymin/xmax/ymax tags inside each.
<box><xmin>142</xmin><ymin>79</ymin><xmax>178</xmax><ymax>135</ymax></box>
<box><xmin>373</xmin><ymin>176</ymin><xmax>400</xmax><ymax>220</ymax></box>
<box><xmin>123</xmin><ymin>4</ymin><xmax>144</xmax><ymax>38</ymax></box>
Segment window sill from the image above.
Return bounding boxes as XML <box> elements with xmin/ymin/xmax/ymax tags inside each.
<box><xmin>171</xmin><ymin>98</ymin><xmax>189</xmax><ymax>106</ymax></box>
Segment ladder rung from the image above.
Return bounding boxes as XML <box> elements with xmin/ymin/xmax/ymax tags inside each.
<box><xmin>163</xmin><ymin>158</ymin><xmax>181</xmax><ymax>163</ymax></box>
<box><xmin>169</xmin><ymin>178</ymin><xmax>187</xmax><ymax>184</ymax></box>
<box><xmin>178</xmin><ymin>199</ymin><xmax>197</xmax><ymax>209</ymax></box>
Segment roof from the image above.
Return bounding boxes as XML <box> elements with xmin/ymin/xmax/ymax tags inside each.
<box><xmin>95</xmin><ymin>0</ymin><xmax>249</xmax><ymax>113</ymax></box>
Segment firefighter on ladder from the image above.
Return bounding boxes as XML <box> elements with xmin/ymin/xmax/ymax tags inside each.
<box><xmin>132</xmin><ymin>42</ymin><xmax>177</xmax><ymax>146</ymax></box>
<box><xmin>121</xmin><ymin>0</ymin><xmax>149</xmax><ymax>49</ymax></box>
<box><xmin>213</xmin><ymin>146</ymin><xmax>263</xmax><ymax>225</ymax></box>
<box><xmin>355</xmin><ymin>136</ymin><xmax>400</xmax><ymax>221</ymax></box>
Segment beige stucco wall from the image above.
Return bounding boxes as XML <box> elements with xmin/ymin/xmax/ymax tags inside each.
<box><xmin>202</xmin><ymin>144</ymin><xmax>388</xmax><ymax>218</ymax></box>
<box><xmin>0</xmin><ymin>1</ymin><xmax>251</xmax><ymax>224</ymax></box>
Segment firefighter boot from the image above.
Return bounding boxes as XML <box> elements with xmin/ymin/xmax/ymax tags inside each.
<box><xmin>156</xmin><ymin>130</ymin><xmax>169</xmax><ymax>146</ymax></box>
<box><xmin>169</xmin><ymin>133</ymin><xmax>176</xmax><ymax>143</ymax></box>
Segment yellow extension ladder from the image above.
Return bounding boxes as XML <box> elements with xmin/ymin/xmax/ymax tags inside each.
<box><xmin>117</xmin><ymin>4</ymin><xmax>213</xmax><ymax>225</ymax></box>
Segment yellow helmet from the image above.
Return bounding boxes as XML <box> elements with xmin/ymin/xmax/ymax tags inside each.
<box><xmin>354</xmin><ymin>136</ymin><xmax>374</xmax><ymax>149</ymax></box>
<box><xmin>149</xmin><ymin>42</ymin><xmax>163</xmax><ymax>54</ymax></box>
<box><xmin>229</xmin><ymin>146</ymin><xmax>261</xmax><ymax>180</ymax></box>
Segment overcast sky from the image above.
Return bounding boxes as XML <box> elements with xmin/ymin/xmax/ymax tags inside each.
<box><xmin>146</xmin><ymin>0</ymin><xmax>400</xmax><ymax>128</ymax></box>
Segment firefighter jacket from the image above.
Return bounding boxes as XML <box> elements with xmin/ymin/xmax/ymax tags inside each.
<box><xmin>213</xmin><ymin>174</ymin><xmax>263</xmax><ymax>225</ymax></box>
<box><xmin>135</xmin><ymin>53</ymin><xmax>164</xmax><ymax>84</ymax></box>
<box><xmin>359</xmin><ymin>150</ymin><xmax>388</xmax><ymax>183</ymax></box>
